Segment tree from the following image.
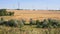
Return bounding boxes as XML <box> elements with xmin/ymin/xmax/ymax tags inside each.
<box><xmin>0</xmin><ymin>9</ymin><xmax>14</xmax><ymax>16</ymax></box>
<box><xmin>8</xmin><ymin>12</ymin><xmax>14</xmax><ymax>16</ymax></box>
<box><xmin>0</xmin><ymin>9</ymin><xmax>7</xmax><ymax>16</ymax></box>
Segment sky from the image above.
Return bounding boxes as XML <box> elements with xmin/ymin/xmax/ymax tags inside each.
<box><xmin>0</xmin><ymin>0</ymin><xmax>60</xmax><ymax>10</ymax></box>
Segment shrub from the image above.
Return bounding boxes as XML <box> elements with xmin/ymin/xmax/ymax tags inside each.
<box><xmin>56</xmin><ymin>20</ymin><xmax>60</xmax><ymax>28</ymax></box>
<box><xmin>8</xmin><ymin>12</ymin><xmax>14</xmax><ymax>16</ymax></box>
<box><xmin>17</xmin><ymin>20</ymin><xmax>24</xmax><ymax>28</ymax></box>
<box><xmin>0</xmin><ymin>18</ymin><xmax>4</xmax><ymax>21</ymax></box>
<box><xmin>0</xmin><ymin>9</ymin><xmax>14</xmax><ymax>16</ymax></box>
<box><xmin>36</xmin><ymin>20</ymin><xmax>42</xmax><ymax>28</ymax></box>
<box><xmin>0</xmin><ymin>18</ymin><xmax>5</xmax><ymax>25</ymax></box>
<box><xmin>29</xmin><ymin>18</ymin><xmax>36</xmax><ymax>25</ymax></box>
<box><xmin>20</xmin><ymin>19</ymin><xmax>26</xmax><ymax>25</ymax></box>
<box><xmin>41</xmin><ymin>19</ymin><xmax>49</xmax><ymax>28</ymax></box>
<box><xmin>48</xmin><ymin>19</ymin><xmax>58</xmax><ymax>28</ymax></box>
<box><xmin>0</xmin><ymin>18</ymin><xmax>25</xmax><ymax>27</ymax></box>
<box><xmin>0</xmin><ymin>9</ymin><xmax>7</xmax><ymax>16</ymax></box>
<box><xmin>36</xmin><ymin>19</ymin><xmax>59</xmax><ymax>28</ymax></box>
<box><xmin>6</xmin><ymin>19</ymin><xmax>18</xmax><ymax>27</ymax></box>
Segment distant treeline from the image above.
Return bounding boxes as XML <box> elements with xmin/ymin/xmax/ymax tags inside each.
<box><xmin>0</xmin><ymin>9</ymin><xmax>14</xmax><ymax>16</ymax></box>
<box><xmin>48</xmin><ymin>10</ymin><xmax>60</xmax><ymax>11</ymax></box>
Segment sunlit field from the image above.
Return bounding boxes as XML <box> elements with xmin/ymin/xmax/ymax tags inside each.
<box><xmin>0</xmin><ymin>9</ymin><xmax>60</xmax><ymax>34</ymax></box>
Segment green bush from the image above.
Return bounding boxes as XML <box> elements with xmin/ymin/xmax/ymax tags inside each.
<box><xmin>0</xmin><ymin>9</ymin><xmax>14</xmax><ymax>16</ymax></box>
<box><xmin>29</xmin><ymin>18</ymin><xmax>36</xmax><ymax>25</ymax></box>
<box><xmin>48</xmin><ymin>19</ymin><xmax>58</xmax><ymax>28</ymax></box>
<box><xmin>8</xmin><ymin>12</ymin><xmax>14</xmax><ymax>16</ymax></box>
<box><xmin>20</xmin><ymin>19</ymin><xmax>26</xmax><ymax>25</ymax></box>
<box><xmin>56</xmin><ymin>20</ymin><xmax>60</xmax><ymax>28</ymax></box>
<box><xmin>17</xmin><ymin>19</ymin><xmax>24</xmax><ymax>28</ymax></box>
<box><xmin>0</xmin><ymin>18</ymin><xmax>25</xmax><ymax>28</ymax></box>
<box><xmin>36</xmin><ymin>20</ymin><xmax>42</xmax><ymax>28</ymax></box>
<box><xmin>7</xmin><ymin>19</ymin><xmax>18</xmax><ymax>27</ymax></box>
<box><xmin>36</xmin><ymin>18</ymin><xmax>60</xmax><ymax>28</ymax></box>
<box><xmin>0</xmin><ymin>18</ymin><xmax>5</xmax><ymax>25</ymax></box>
<box><xmin>42</xmin><ymin>19</ymin><xmax>49</xmax><ymax>28</ymax></box>
<box><xmin>7</xmin><ymin>19</ymin><xmax>24</xmax><ymax>27</ymax></box>
<box><xmin>0</xmin><ymin>9</ymin><xmax>7</xmax><ymax>16</ymax></box>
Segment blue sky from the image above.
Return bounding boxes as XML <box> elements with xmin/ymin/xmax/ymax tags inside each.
<box><xmin>0</xmin><ymin>0</ymin><xmax>60</xmax><ymax>10</ymax></box>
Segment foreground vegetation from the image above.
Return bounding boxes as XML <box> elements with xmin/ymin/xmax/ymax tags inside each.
<box><xmin>0</xmin><ymin>26</ymin><xmax>60</xmax><ymax>34</ymax></box>
<box><xmin>0</xmin><ymin>17</ymin><xmax>60</xmax><ymax>34</ymax></box>
<box><xmin>0</xmin><ymin>17</ymin><xmax>60</xmax><ymax>28</ymax></box>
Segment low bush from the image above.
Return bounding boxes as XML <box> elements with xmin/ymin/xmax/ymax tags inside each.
<box><xmin>0</xmin><ymin>9</ymin><xmax>14</xmax><ymax>16</ymax></box>
<box><xmin>0</xmin><ymin>18</ymin><xmax>60</xmax><ymax>28</ymax></box>
<box><xmin>7</xmin><ymin>19</ymin><xmax>24</xmax><ymax>28</ymax></box>
<box><xmin>8</xmin><ymin>12</ymin><xmax>14</xmax><ymax>16</ymax></box>
<box><xmin>36</xmin><ymin>18</ymin><xmax>60</xmax><ymax>28</ymax></box>
<box><xmin>0</xmin><ymin>18</ymin><xmax>5</xmax><ymax>25</ymax></box>
<box><xmin>6</xmin><ymin>19</ymin><xmax>18</xmax><ymax>27</ymax></box>
<box><xmin>36</xmin><ymin>20</ymin><xmax>41</xmax><ymax>28</ymax></box>
<box><xmin>17</xmin><ymin>19</ymin><xmax>24</xmax><ymax>28</ymax></box>
<box><xmin>29</xmin><ymin>18</ymin><xmax>36</xmax><ymax>25</ymax></box>
<box><xmin>0</xmin><ymin>19</ymin><xmax>24</xmax><ymax>28</ymax></box>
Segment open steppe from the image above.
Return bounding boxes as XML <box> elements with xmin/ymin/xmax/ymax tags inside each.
<box><xmin>1</xmin><ymin>9</ymin><xmax>60</xmax><ymax>21</ymax></box>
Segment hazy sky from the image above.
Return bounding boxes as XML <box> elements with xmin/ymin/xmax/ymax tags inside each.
<box><xmin>0</xmin><ymin>0</ymin><xmax>60</xmax><ymax>10</ymax></box>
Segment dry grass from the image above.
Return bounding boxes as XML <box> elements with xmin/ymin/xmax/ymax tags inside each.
<box><xmin>1</xmin><ymin>10</ymin><xmax>60</xmax><ymax>21</ymax></box>
<box><xmin>0</xmin><ymin>10</ymin><xmax>60</xmax><ymax>34</ymax></box>
<box><xmin>0</xmin><ymin>25</ymin><xmax>60</xmax><ymax>34</ymax></box>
